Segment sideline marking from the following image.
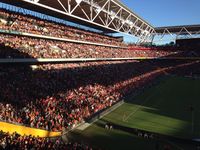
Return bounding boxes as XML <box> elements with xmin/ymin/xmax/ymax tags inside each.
<box><xmin>123</xmin><ymin>85</ymin><xmax>161</xmax><ymax>122</ymax></box>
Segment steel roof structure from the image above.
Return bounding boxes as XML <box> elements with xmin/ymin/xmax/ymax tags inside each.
<box><xmin>0</xmin><ymin>0</ymin><xmax>154</xmax><ymax>42</ymax></box>
<box><xmin>152</xmin><ymin>25</ymin><xmax>200</xmax><ymax>43</ymax></box>
<box><xmin>155</xmin><ymin>24</ymin><xmax>200</xmax><ymax>34</ymax></box>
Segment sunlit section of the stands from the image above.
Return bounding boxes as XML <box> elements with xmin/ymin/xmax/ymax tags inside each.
<box><xmin>0</xmin><ymin>121</ymin><xmax>61</xmax><ymax>137</ymax></box>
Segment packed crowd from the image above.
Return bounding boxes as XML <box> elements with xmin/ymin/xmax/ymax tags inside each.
<box><xmin>127</xmin><ymin>45</ymin><xmax>186</xmax><ymax>58</ymax></box>
<box><xmin>1</xmin><ymin>59</ymin><xmax>199</xmax><ymax>132</ymax></box>
<box><xmin>0</xmin><ymin>60</ymin><xmax>167</xmax><ymax>132</ymax></box>
<box><xmin>0</xmin><ymin>34</ymin><xmax>126</xmax><ymax>58</ymax></box>
<box><xmin>0</xmin><ymin>34</ymin><xmax>176</xmax><ymax>59</ymax></box>
<box><xmin>128</xmin><ymin>45</ymin><xmax>179</xmax><ymax>51</ymax></box>
<box><xmin>0</xmin><ymin>61</ymin><xmax>199</xmax><ymax>149</ymax></box>
<box><xmin>126</xmin><ymin>49</ymin><xmax>178</xmax><ymax>58</ymax></box>
<box><xmin>0</xmin><ymin>8</ymin><xmax>182</xmax><ymax>59</ymax></box>
<box><xmin>170</xmin><ymin>60</ymin><xmax>200</xmax><ymax>77</ymax></box>
<box><xmin>0</xmin><ymin>131</ymin><xmax>94</xmax><ymax>150</ymax></box>
<box><xmin>0</xmin><ymin>8</ymin><xmax>124</xmax><ymax>46</ymax></box>
<box><xmin>1</xmin><ymin>6</ymin><xmax>199</xmax><ymax>150</ymax></box>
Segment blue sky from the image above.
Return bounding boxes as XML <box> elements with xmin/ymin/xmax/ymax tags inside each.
<box><xmin>119</xmin><ymin>0</ymin><xmax>200</xmax><ymax>43</ymax></box>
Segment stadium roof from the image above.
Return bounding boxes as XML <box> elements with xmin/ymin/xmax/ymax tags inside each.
<box><xmin>155</xmin><ymin>24</ymin><xmax>200</xmax><ymax>34</ymax></box>
<box><xmin>1</xmin><ymin>0</ymin><xmax>154</xmax><ymax>40</ymax></box>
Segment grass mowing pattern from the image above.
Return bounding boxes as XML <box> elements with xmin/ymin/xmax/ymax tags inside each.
<box><xmin>73</xmin><ymin>76</ymin><xmax>200</xmax><ymax>150</ymax></box>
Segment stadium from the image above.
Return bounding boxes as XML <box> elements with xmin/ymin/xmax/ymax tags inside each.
<box><xmin>0</xmin><ymin>0</ymin><xmax>200</xmax><ymax>149</ymax></box>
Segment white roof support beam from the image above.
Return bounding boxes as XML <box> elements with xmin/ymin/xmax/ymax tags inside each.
<box><xmin>92</xmin><ymin>0</ymin><xmax>110</xmax><ymax>22</ymax></box>
<box><xmin>56</xmin><ymin>0</ymin><xmax>68</xmax><ymax>13</ymax></box>
<box><xmin>79</xmin><ymin>5</ymin><xmax>90</xmax><ymax>20</ymax></box>
<box><xmin>105</xmin><ymin>0</ymin><xmax>111</xmax><ymax>25</ymax></box>
<box><xmin>117</xmin><ymin>14</ymin><xmax>132</xmax><ymax>31</ymax></box>
<box><xmin>107</xmin><ymin>7</ymin><xmax>122</xmax><ymax>27</ymax></box>
<box><xmin>152</xmin><ymin>25</ymin><xmax>200</xmax><ymax>44</ymax></box>
<box><xmin>90</xmin><ymin>0</ymin><xmax>94</xmax><ymax>20</ymax></box>
<box><xmin>8</xmin><ymin>0</ymin><xmax>154</xmax><ymax>40</ymax></box>
<box><xmin>70</xmin><ymin>1</ymin><xmax>80</xmax><ymax>14</ymax></box>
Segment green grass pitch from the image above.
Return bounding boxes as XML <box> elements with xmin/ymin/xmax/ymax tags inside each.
<box><xmin>72</xmin><ymin>76</ymin><xmax>200</xmax><ymax>150</ymax></box>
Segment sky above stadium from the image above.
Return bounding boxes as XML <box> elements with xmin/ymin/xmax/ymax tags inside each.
<box><xmin>119</xmin><ymin>0</ymin><xmax>200</xmax><ymax>43</ymax></box>
<box><xmin>121</xmin><ymin>0</ymin><xmax>200</xmax><ymax>27</ymax></box>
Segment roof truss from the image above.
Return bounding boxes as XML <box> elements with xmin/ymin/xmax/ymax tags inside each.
<box><xmin>2</xmin><ymin>0</ymin><xmax>154</xmax><ymax>40</ymax></box>
<box><xmin>152</xmin><ymin>26</ymin><xmax>200</xmax><ymax>43</ymax></box>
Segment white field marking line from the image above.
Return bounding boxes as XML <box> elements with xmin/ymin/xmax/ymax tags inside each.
<box><xmin>165</xmin><ymin>139</ymin><xmax>184</xmax><ymax>150</ymax></box>
<box><xmin>123</xmin><ymin>86</ymin><xmax>161</xmax><ymax>122</ymax></box>
<box><xmin>76</xmin><ymin>101</ymin><xmax>125</xmax><ymax>131</ymax></box>
<box><xmin>76</xmin><ymin>123</ymin><xmax>91</xmax><ymax>131</ymax></box>
<box><xmin>123</xmin><ymin>94</ymin><xmax>154</xmax><ymax>122</ymax></box>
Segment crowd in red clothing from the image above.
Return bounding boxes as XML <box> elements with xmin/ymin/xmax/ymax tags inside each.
<box><xmin>128</xmin><ymin>45</ymin><xmax>182</xmax><ymax>57</ymax></box>
<box><xmin>0</xmin><ymin>6</ymin><xmax>182</xmax><ymax>136</ymax></box>
<box><xmin>0</xmin><ymin>8</ymin><xmax>181</xmax><ymax>59</ymax></box>
<box><xmin>0</xmin><ymin>131</ymin><xmax>94</xmax><ymax>150</ymax></box>
<box><xmin>0</xmin><ymin>60</ymin><xmax>158</xmax><ymax>131</ymax></box>
<box><xmin>0</xmin><ymin>6</ymin><xmax>200</xmax><ymax>150</ymax></box>
<box><xmin>128</xmin><ymin>45</ymin><xmax>179</xmax><ymax>51</ymax></box>
<box><xmin>0</xmin><ymin>60</ymin><xmax>199</xmax><ymax>150</ymax></box>
<box><xmin>1</xmin><ymin>59</ymin><xmax>199</xmax><ymax>132</ymax></box>
<box><xmin>0</xmin><ymin>34</ymin><xmax>177</xmax><ymax>59</ymax></box>
<box><xmin>0</xmin><ymin>8</ymin><xmax>124</xmax><ymax>46</ymax></box>
<box><xmin>0</xmin><ymin>34</ymin><xmax>128</xmax><ymax>58</ymax></box>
